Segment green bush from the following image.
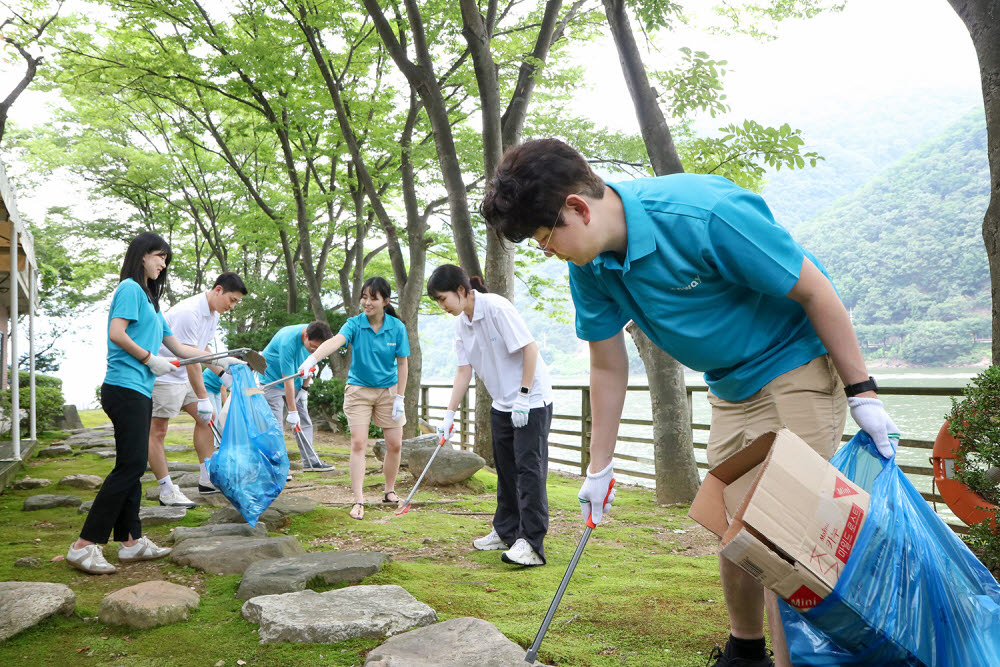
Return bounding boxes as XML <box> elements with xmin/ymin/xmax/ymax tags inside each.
<box><xmin>309</xmin><ymin>376</ymin><xmax>345</xmax><ymax>421</ymax></box>
<box><xmin>336</xmin><ymin>411</ymin><xmax>383</xmax><ymax>439</ymax></box>
<box><xmin>0</xmin><ymin>371</ymin><xmax>65</xmax><ymax>437</ymax></box>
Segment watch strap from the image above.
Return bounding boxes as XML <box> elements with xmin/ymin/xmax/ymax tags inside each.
<box><xmin>844</xmin><ymin>376</ymin><xmax>878</xmax><ymax>397</ymax></box>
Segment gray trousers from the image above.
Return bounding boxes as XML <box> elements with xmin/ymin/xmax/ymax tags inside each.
<box><xmin>263</xmin><ymin>385</ymin><xmax>321</xmax><ymax>466</ymax></box>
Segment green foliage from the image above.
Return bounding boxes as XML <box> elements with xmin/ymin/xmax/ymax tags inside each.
<box><xmin>335</xmin><ymin>411</ymin><xmax>383</xmax><ymax>439</ymax></box>
<box><xmin>308</xmin><ymin>376</ymin><xmax>346</xmax><ymax>422</ymax></box>
<box><xmin>0</xmin><ymin>371</ymin><xmax>64</xmax><ymax>437</ymax></box>
<box><xmin>223</xmin><ymin>310</ymin><xmax>348</xmax><ymax>360</ymax></box>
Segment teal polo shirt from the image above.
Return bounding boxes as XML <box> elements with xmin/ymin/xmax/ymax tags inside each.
<box><xmin>568</xmin><ymin>174</ymin><xmax>829</xmax><ymax>402</ymax></box>
<box><xmin>104</xmin><ymin>278</ymin><xmax>174</xmax><ymax>398</ymax></box>
<box><xmin>260</xmin><ymin>324</ymin><xmax>310</xmax><ymax>391</ymax></box>
<box><xmin>338</xmin><ymin>313</ymin><xmax>410</xmax><ymax>388</ymax></box>
<box><xmin>202</xmin><ymin>367</ymin><xmax>223</xmax><ymax>395</ymax></box>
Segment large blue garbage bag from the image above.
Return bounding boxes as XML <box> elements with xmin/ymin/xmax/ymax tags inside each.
<box><xmin>780</xmin><ymin>431</ymin><xmax>1000</xmax><ymax>666</ymax></box>
<box><xmin>205</xmin><ymin>363</ymin><xmax>288</xmax><ymax>526</ymax></box>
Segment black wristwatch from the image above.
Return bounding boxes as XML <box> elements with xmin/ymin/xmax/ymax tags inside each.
<box><xmin>844</xmin><ymin>376</ymin><xmax>878</xmax><ymax>397</ymax></box>
<box><xmin>519</xmin><ymin>386</ymin><xmax>530</xmax><ymax>395</ymax></box>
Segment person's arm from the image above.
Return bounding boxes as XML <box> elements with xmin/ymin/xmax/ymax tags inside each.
<box><xmin>587</xmin><ymin>331</ymin><xmax>629</xmax><ymax>472</ymax></box>
<box><xmin>108</xmin><ymin>318</ymin><xmax>151</xmax><ymax>361</ymax></box>
<box><xmin>394</xmin><ymin>356</ymin><xmax>408</xmax><ymax>398</ymax></box>
<box><xmin>446</xmin><ymin>365</ymin><xmax>474</xmax><ymax>411</ymax></box>
<box><xmin>519</xmin><ymin>341</ymin><xmax>538</xmax><ymax>390</ymax></box>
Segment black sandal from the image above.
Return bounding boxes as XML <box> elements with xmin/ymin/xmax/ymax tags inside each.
<box><xmin>349</xmin><ymin>503</ymin><xmax>364</xmax><ymax>520</ymax></box>
<box><xmin>383</xmin><ymin>491</ymin><xmax>400</xmax><ymax>504</ymax></box>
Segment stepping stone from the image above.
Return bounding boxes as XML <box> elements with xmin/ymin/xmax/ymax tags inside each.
<box><xmin>140</xmin><ymin>473</ymin><xmax>156</xmax><ymax>483</ymax></box>
<box><xmin>164</xmin><ymin>445</ymin><xmax>190</xmax><ymax>453</ymax></box>
<box><xmin>169</xmin><ymin>523</ymin><xmax>267</xmax><ymax>545</ymax></box>
<box><xmin>138</xmin><ymin>506</ymin><xmax>187</xmax><ymax>526</ymax></box>
<box><xmin>98</xmin><ymin>581</ymin><xmax>199</xmax><ymax>629</ymax></box>
<box><xmin>374</xmin><ymin>433</ymin><xmax>440</xmax><ymax>462</ymax></box>
<box><xmin>172</xmin><ymin>472</ymin><xmax>202</xmax><ymax>487</ymax></box>
<box><xmin>59</xmin><ymin>474</ymin><xmax>103</xmax><ymax>490</ymax></box>
<box><xmin>74</xmin><ymin>439</ymin><xmax>115</xmax><ymax>450</ymax></box>
<box><xmin>85</xmin><ymin>449</ymin><xmax>117</xmax><ymax>459</ymax></box>
<box><xmin>36</xmin><ymin>444</ymin><xmax>72</xmax><ymax>458</ymax></box>
<box><xmin>406</xmin><ymin>446</ymin><xmax>485</xmax><ymax>485</ymax></box>
<box><xmin>167</xmin><ymin>462</ymin><xmax>201</xmax><ymax>473</ymax></box>
<box><xmin>78</xmin><ymin>500</ymin><xmax>93</xmax><ymax>515</ymax></box>
<box><xmin>14</xmin><ymin>557</ymin><xmax>41</xmax><ymax>568</ymax></box>
<box><xmin>269</xmin><ymin>495</ymin><xmax>318</xmax><ymax>516</ymax></box>
<box><xmin>236</xmin><ymin>550</ymin><xmax>391</xmax><ymax>600</ymax></box>
<box><xmin>206</xmin><ymin>507</ymin><xmax>287</xmax><ymax>531</ymax></box>
<box><xmin>0</xmin><ymin>581</ymin><xmax>75</xmax><ymax>641</ymax></box>
<box><xmin>11</xmin><ymin>477</ymin><xmax>50</xmax><ymax>490</ymax></box>
<box><xmin>242</xmin><ymin>584</ymin><xmax>437</xmax><ymax>644</ymax></box>
<box><xmin>64</xmin><ymin>433</ymin><xmax>111</xmax><ymax>447</ymax></box>
<box><xmin>365</xmin><ymin>617</ymin><xmax>549</xmax><ymax>666</ymax></box>
<box><xmin>170</xmin><ymin>535</ymin><xmax>304</xmax><ymax>574</ymax></box>
<box><xmin>23</xmin><ymin>494</ymin><xmax>82</xmax><ymax>511</ymax></box>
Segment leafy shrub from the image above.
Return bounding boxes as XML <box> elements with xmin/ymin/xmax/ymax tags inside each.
<box><xmin>336</xmin><ymin>411</ymin><xmax>383</xmax><ymax>439</ymax></box>
<box><xmin>0</xmin><ymin>371</ymin><xmax>65</xmax><ymax>437</ymax></box>
<box><xmin>309</xmin><ymin>376</ymin><xmax>345</xmax><ymax>421</ymax></box>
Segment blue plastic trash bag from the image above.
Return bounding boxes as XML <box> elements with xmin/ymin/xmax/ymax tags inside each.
<box><xmin>206</xmin><ymin>363</ymin><xmax>288</xmax><ymax>526</ymax></box>
<box><xmin>780</xmin><ymin>431</ymin><xmax>1000</xmax><ymax>666</ymax></box>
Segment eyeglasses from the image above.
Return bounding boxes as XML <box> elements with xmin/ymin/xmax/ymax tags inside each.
<box><xmin>529</xmin><ymin>208</ymin><xmax>560</xmax><ymax>255</ymax></box>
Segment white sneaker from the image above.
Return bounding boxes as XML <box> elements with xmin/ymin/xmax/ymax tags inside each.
<box><xmin>66</xmin><ymin>543</ymin><xmax>117</xmax><ymax>574</ymax></box>
<box><xmin>501</xmin><ymin>538</ymin><xmax>544</xmax><ymax>566</ymax></box>
<box><xmin>159</xmin><ymin>484</ymin><xmax>197</xmax><ymax>508</ymax></box>
<box><xmin>118</xmin><ymin>536</ymin><xmax>172</xmax><ymax>563</ymax></box>
<box><xmin>472</xmin><ymin>528</ymin><xmax>508</xmax><ymax>551</ymax></box>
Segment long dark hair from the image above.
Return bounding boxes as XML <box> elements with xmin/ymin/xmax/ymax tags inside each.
<box><xmin>361</xmin><ymin>276</ymin><xmax>400</xmax><ymax>321</ymax></box>
<box><xmin>120</xmin><ymin>232</ymin><xmax>172</xmax><ymax>311</ymax></box>
<box><xmin>426</xmin><ymin>264</ymin><xmax>488</xmax><ymax>300</ymax></box>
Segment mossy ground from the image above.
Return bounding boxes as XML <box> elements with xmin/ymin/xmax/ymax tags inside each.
<box><xmin>0</xmin><ymin>411</ymin><xmax>730</xmax><ymax>666</ymax></box>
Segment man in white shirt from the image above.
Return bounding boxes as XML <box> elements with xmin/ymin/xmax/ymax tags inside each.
<box><xmin>149</xmin><ymin>273</ymin><xmax>248</xmax><ymax>507</ymax></box>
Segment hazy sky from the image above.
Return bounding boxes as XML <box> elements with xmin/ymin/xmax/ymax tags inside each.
<box><xmin>2</xmin><ymin>0</ymin><xmax>985</xmax><ymax>406</ymax></box>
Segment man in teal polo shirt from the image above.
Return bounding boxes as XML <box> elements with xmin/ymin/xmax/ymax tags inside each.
<box><xmin>481</xmin><ymin>139</ymin><xmax>899</xmax><ymax>667</ymax></box>
<box><xmin>260</xmin><ymin>321</ymin><xmax>334</xmax><ymax>472</ymax></box>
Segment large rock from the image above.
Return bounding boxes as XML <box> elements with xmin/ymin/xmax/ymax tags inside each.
<box><xmin>23</xmin><ymin>494</ymin><xmax>82</xmax><ymax>511</ymax></box>
<box><xmin>138</xmin><ymin>506</ymin><xmax>187</xmax><ymax>526</ymax></box>
<box><xmin>169</xmin><ymin>523</ymin><xmax>267</xmax><ymax>544</ymax></box>
<box><xmin>170</xmin><ymin>535</ymin><xmax>304</xmax><ymax>574</ymax></box>
<box><xmin>206</xmin><ymin>507</ymin><xmax>287</xmax><ymax>531</ymax></box>
<box><xmin>98</xmin><ymin>581</ymin><xmax>199</xmax><ymax>629</ymax></box>
<box><xmin>78</xmin><ymin>500</ymin><xmax>93</xmax><ymax>514</ymax></box>
<box><xmin>406</xmin><ymin>446</ymin><xmax>484</xmax><ymax>485</ymax></box>
<box><xmin>241</xmin><ymin>585</ymin><xmax>437</xmax><ymax>644</ymax></box>
<box><xmin>373</xmin><ymin>433</ymin><xmax>441</xmax><ymax>462</ymax></box>
<box><xmin>236</xmin><ymin>550</ymin><xmax>390</xmax><ymax>600</ymax></box>
<box><xmin>59</xmin><ymin>474</ymin><xmax>103</xmax><ymax>490</ymax></box>
<box><xmin>55</xmin><ymin>404</ymin><xmax>85</xmax><ymax>430</ymax></box>
<box><xmin>365</xmin><ymin>617</ymin><xmax>549</xmax><ymax>666</ymax></box>
<box><xmin>11</xmin><ymin>477</ymin><xmax>50</xmax><ymax>490</ymax></box>
<box><xmin>0</xmin><ymin>582</ymin><xmax>75</xmax><ymax>641</ymax></box>
<box><xmin>36</xmin><ymin>444</ymin><xmax>72</xmax><ymax>458</ymax></box>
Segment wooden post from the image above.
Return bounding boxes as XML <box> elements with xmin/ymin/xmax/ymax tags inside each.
<box><xmin>459</xmin><ymin>393</ymin><xmax>469</xmax><ymax>450</ymax></box>
<box><xmin>420</xmin><ymin>385</ymin><xmax>429</xmax><ymax>426</ymax></box>
<box><xmin>580</xmin><ymin>385</ymin><xmax>591</xmax><ymax>475</ymax></box>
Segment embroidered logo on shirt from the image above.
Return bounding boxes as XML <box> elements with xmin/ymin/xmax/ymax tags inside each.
<box><xmin>387</xmin><ymin>342</ymin><xmax>396</xmax><ymax>347</ymax></box>
<box><xmin>669</xmin><ymin>275</ymin><xmax>702</xmax><ymax>291</ymax></box>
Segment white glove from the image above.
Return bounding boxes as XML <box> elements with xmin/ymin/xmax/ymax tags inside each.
<box><xmin>214</xmin><ymin>356</ymin><xmax>246</xmax><ymax>370</ymax></box>
<box><xmin>196</xmin><ymin>398</ymin><xmax>214</xmax><ymax>425</ymax></box>
<box><xmin>511</xmin><ymin>391</ymin><xmax>530</xmax><ymax>428</ymax></box>
<box><xmin>144</xmin><ymin>354</ymin><xmax>175</xmax><ymax>377</ymax></box>
<box><xmin>848</xmin><ymin>397</ymin><xmax>900</xmax><ymax>459</ymax></box>
<box><xmin>392</xmin><ymin>394</ymin><xmax>405</xmax><ymax>421</ymax></box>
<box><xmin>296</xmin><ymin>388</ymin><xmax>308</xmax><ymax>405</ymax></box>
<box><xmin>220</xmin><ymin>371</ymin><xmax>233</xmax><ymax>388</ymax></box>
<box><xmin>285</xmin><ymin>411</ymin><xmax>300</xmax><ymax>426</ymax></box>
<box><xmin>438</xmin><ymin>409</ymin><xmax>456</xmax><ymax>444</ymax></box>
<box><xmin>578</xmin><ymin>461</ymin><xmax>616</xmax><ymax>526</ymax></box>
<box><xmin>297</xmin><ymin>355</ymin><xmax>318</xmax><ymax>380</ymax></box>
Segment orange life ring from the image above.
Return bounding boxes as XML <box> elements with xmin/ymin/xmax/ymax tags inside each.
<box><xmin>931</xmin><ymin>421</ymin><xmax>997</xmax><ymax>529</ymax></box>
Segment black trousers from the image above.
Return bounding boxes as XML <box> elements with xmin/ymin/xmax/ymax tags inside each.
<box><xmin>80</xmin><ymin>383</ymin><xmax>151</xmax><ymax>543</ymax></box>
<box><xmin>490</xmin><ymin>403</ymin><xmax>552</xmax><ymax>562</ymax></box>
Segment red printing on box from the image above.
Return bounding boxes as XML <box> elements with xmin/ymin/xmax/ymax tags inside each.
<box><xmin>833</xmin><ymin>475</ymin><xmax>859</xmax><ymax>499</ymax></box>
<box><xmin>836</xmin><ymin>502</ymin><xmax>865</xmax><ymax>564</ymax></box>
<box><xmin>788</xmin><ymin>585</ymin><xmax>824</xmax><ymax>609</ymax></box>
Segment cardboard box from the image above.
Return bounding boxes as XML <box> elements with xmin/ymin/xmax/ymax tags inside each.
<box><xmin>689</xmin><ymin>429</ymin><xmax>869</xmax><ymax>611</ymax></box>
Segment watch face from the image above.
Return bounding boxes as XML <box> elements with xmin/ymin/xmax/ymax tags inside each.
<box><xmin>519</xmin><ymin>387</ymin><xmax>530</xmax><ymax>394</ymax></box>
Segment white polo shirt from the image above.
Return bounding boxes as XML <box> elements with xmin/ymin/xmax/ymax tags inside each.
<box><xmin>156</xmin><ymin>292</ymin><xmax>220</xmax><ymax>385</ymax></box>
<box><xmin>455</xmin><ymin>292</ymin><xmax>553</xmax><ymax>412</ymax></box>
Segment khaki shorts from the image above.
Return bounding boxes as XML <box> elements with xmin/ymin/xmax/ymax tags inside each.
<box><xmin>706</xmin><ymin>355</ymin><xmax>847</xmax><ymax>467</ymax></box>
<box><xmin>342</xmin><ymin>384</ymin><xmax>405</xmax><ymax>430</ymax></box>
<box><xmin>151</xmin><ymin>381</ymin><xmax>199</xmax><ymax>419</ymax></box>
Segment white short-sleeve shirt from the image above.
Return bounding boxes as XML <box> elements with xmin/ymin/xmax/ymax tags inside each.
<box><xmin>156</xmin><ymin>292</ymin><xmax>220</xmax><ymax>385</ymax></box>
<box><xmin>455</xmin><ymin>292</ymin><xmax>553</xmax><ymax>412</ymax></box>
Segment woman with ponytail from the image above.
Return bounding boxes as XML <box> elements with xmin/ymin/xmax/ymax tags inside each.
<box><xmin>297</xmin><ymin>277</ymin><xmax>409</xmax><ymax>520</ymax></box>
<box><xmin>427</xmin><ymin>264</ymin><xmax>553</xmax><ymax>566</ymax></box>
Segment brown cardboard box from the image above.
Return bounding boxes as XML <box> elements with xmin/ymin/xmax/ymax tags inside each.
<box><xmin>689</xmin><ymin>429</ymin><xmax>869</xmax><ymax>611</ymax></box>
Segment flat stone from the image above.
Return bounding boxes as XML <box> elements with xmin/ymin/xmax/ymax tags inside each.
<box><xmin>0</xmin><ymin>581</ymin><xmax>75</xmax><ymax>641</ymax></box>
<box><xmin>11</xmin><ymin>477</ymin><xmax>50</xmax><ymax>490</ymax></box>
<box><xmin>23</xmin><ymin>494</ymin><xmax>82</xmax><ymax>511</ymax></box>
<box><xmin>64</xmin><ymin>433</ymin><xmax>112</xmax><ymax>447</ymax></box>
<box><xmin>87</xmin><ymin>449</ymin><xmax>117</xmax><ymax>459</ymax></box>
<box><xmin>374</xmin><ymin>433</ymin><xmax>440</xmax><ymax>462</ymax></box>
<box><xmin>14</xmin><ymin>557</ymin><xmax>41</xmax><ymax>568</ymax></box>
<box><xmin>268</xmin><ymin>495</ymin><xmax>319</xmax><ymax>516</ymax></box>
<box><xmin>164</xmin><ymin>445</ymin><xmax>190</xmax><ymax>453</ymax></box>
<box><xmin>242</xmin><ymin>584</ymin><xmax>437</xmax><ymax>644</ymax></box>
<box><xmin>365</xmin><ymin>617</ymin><xmax>549</xmax><ymax>666</ymax></box>
<box><xmin>206</xmin><ymin>507</ymin><xmax>287</xmax><ymax>531</ymax></box>
<box><xmin>236</xmin><ymin>550</ymin><xmax>390</xmax><ymax>600</ymax></box>
<box><xmin>98</xmin><ymin>581</ymin><xmax>199</xmax><ymax>629</ymax></box>
<box><xmin>74</xmin><ymin>438</ymin><xmax>115</xmax><ymax>450</ymax></box>
<box><xmin>406</xmin><ymin>446</ymin><xmax>485</xmax><ymax>485</ymax></box>
<box><xmin>140</xmin><ymin>473</ymin><xmax>156</xmax><ymax>483</ymax></box>
<box><xmin>167</xmin><ymin>462</ymin><xmax>201</xmax><ymax>473</ymax></box>
<box><xmin>173</xmin><ymin>472</ymin><xmax>202</xmax><ymax>487</ymax></box>
<box><xmin>59</xmin><ymin>474</ymin><xmax>103</xmax><ymax>490</ymax></box>
<box><xmin>36</xmin><ymin>444</ymin><xmax>72</xmax><ymax>458</ymax></box>
<box><xmin>169</xmin><ymin>523</ymin><xmax>267</xmax><ymax>544</ymax></box>
<box><xmin>78</xmin><ymin>500</ymin><xmax>93</xmax><ymax>514</ymax></box>
<box><xmin>170</xmin><ymin>535</ymin><xmax>304</xmax><ymax>574</ymax></box>
<box><xmin>138</xmin><ymin>506</ymin><xmax>187</xmax><ymax>525</ymax></box>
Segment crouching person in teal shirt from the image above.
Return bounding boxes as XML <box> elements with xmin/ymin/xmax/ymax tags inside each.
<box><xmin>481</xmin><ymin>139</ymin><xmax>900</xmax><ymax>667</ymax></box>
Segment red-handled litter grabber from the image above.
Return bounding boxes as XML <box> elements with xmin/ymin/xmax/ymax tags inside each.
<box><xmin>524</xmin><ymin>479</ymin><xmax>616</xmax><ymax>664</ymax></box>
<box><xmin>207</xmin><ymin>416</ymin><xmax>223</xmax><ymax>445</ymax></box>
<box><xmin>395</xmin><ymin>426</ymin><xmax>453</xmax><ymax>516</ymax></box>
<box><xmin>170</xmin><ymin>348</ymin><xmax>268</xmax><ymax>374</ymax></box>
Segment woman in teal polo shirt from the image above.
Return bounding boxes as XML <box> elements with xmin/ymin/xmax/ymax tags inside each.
<box><xmin>298</xmin><ymin>277</ymin><xmax>410</xmax><ymax>520</ymax></box>
<box><xmin>67</xmin><ymin>232</ymin><xmax>214</xmax><ymax>575</ymax></box>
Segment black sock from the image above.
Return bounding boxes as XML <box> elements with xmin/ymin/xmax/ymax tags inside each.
<box><xmin>728</xmin><ymin>635</ymin><xmax>767</xmax><ymax>660</ymax></box>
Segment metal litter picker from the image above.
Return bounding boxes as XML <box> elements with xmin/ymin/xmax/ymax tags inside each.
<box><xmin>524</xmin><ymin>480</ymin><xmax>615</xmax><ymax>664</ymax></box>
<box><xmin>395</xmin><ymin>426</ymin><xmax>453</xmax><ymax>516</ymax></box>
<box><xmin>245</xmin><ymin>366</ymin><xmax>317</xmax><ymax>396</ymax></box>
<box><xmin>169</xmin><ymin>348</ymin><xmax>268</xmax><ymax>374</ymax></box>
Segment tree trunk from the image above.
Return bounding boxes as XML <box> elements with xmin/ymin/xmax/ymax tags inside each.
<box><xmin>947</xmin><ymin>0</ymin><xmax>1000</xmax><ymax>364</ymax></box>
<box><xmin>603</xmin><ymin>0</ymin><xmax>699</xmax><ymax>504</ymax></box>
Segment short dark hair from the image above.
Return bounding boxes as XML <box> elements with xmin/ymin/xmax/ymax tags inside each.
<box><xmin>119</xmin><ymin>231</ymin><xmax>171</xmax><ymax>311</ymax></box>
<box><xmin>481</xmin><ymin>138</ymin><xmax>605</xmax><ymax>243</ymax></box>
<box><xmin>213</xmin><ymin>272</ymin><xmax>248</xmax><ymax>295</ymax></box>
<box><xmin>305</xmin><ymin>321</ymin><xmax>334</xmax><ymax>342</ymax></box>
